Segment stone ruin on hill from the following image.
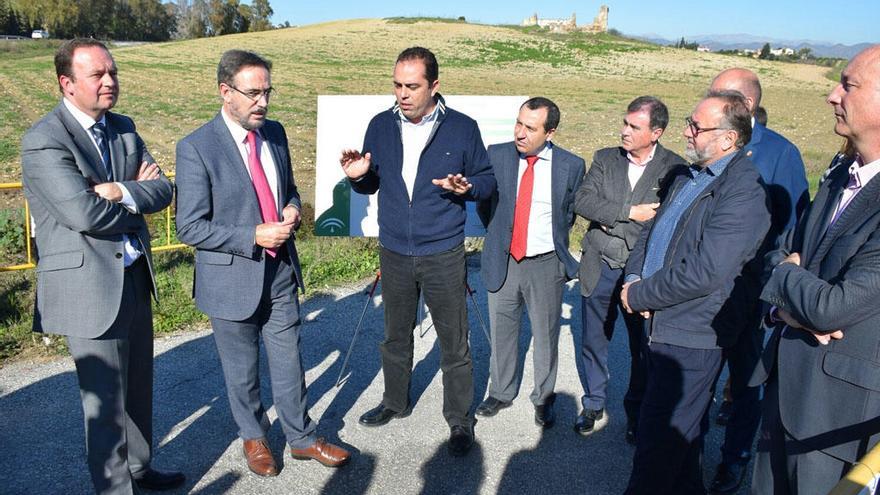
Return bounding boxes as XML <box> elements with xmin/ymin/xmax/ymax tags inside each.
<box><xmin>521</xmin><ymin>5</ymin><xmax>609</xmax><ymax>34</ymax></box>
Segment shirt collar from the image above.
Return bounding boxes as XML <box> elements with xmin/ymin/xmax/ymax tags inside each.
<box><xmin>627</xmin><ymin>143</ymin><xmax>657</xmax><ymax>166</ymax></box>
<box><xmin>400</xmin><ymin>102</ymin><xmax>439</xmax><ymax>126</ymax></box>
<box><xmin>521</xmin><ymin>142</ymin><xmax>553</xmax><ymax>161</ymax></box>
<box><xmin>691</xmin><ymin>151</ymin><xmax>736</xmax><ymax>178</ymax></box>
<box><xmin>849</xmin><ymin>155</ymin><xmax>880</xmax><ymax>189</ymax></box>
<box><xmin>221</xmin><ymin>107</ymin><xmax>260</xmax><ymax>145</ymax></box>
<box><xmin>63</xmin><ymin>97</ymin><xmax>106</xmax><ymax>131</ymax></box>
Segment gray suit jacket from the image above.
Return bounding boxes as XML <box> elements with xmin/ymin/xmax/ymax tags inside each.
<box><xmin>175</xmin><ymin>113</ymin><xmax>303</xmax><ymax>322</ymax></box>
<box><xmin>21</xmin><ymin>102</ymin><xmax>173</xmax><ymax>338</ymax></box>
<box><xmin>756</xmin><ymin>159</ymin><xmax>880</xmax><ymax>463</ymax></box>
<box><xmin>478</xmin><ymin>142</ymin><xmax>585</xmax><ymax>293</ymax></box>
<box><xmin>575</xmin><ymin>144</ymin><xmax>686</xmax><ymax>296</ymax></box>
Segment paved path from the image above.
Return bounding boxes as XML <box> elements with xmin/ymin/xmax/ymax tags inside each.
<box><xmin>0</xmin><ymin>256</ymin><xmax>751</xmax><ymax>494</ymax></box>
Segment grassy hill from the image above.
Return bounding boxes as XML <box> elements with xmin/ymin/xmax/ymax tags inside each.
<box><xmin>0</xmin><ymin>19</ymin><xmax>843</xmax><ymax>361</ymax></box>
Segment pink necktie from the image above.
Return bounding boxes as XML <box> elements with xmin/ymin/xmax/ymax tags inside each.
<box><xmin>510</xmin><ymin>155</ymin><xmax>539</xmax><ymax>261</ymax></box>
<box><xmin>247</xmin><ymin>130</ymin><xmax>279</xmax><ymax>257</ymax></box>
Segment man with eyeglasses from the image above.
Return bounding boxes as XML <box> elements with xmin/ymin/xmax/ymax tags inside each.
<box><xmin>176</xmin><ymin>49</ymin><xmax>351</xmax><ymax>478</ymax></box>
<box><xmin>706</xmin><ymin>68</ymin><xmax>810</xmax><ymax>494</ymax></box>
<box><xmin>619</xmin><ymin>91</ymin><xmax>770</xmax><ymax>494</ymax></box>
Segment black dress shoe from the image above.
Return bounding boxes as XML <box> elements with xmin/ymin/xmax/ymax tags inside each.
<box><xmin>709</xmin><ymin>462</ymin><xmax>748</xmax><ymax>494</ymax></box>
<box><xmin>716</xmin><ymin>399</ymin><xmax>733</xmax><ymax>426</ymax></box>
<box><xmin>534</xmin><ymin>397</ymin><xmax>556</xmax><ymax>428</ymax></box>
<box><xmin>134</xmin><ymin>469</ymin><xmax>185</xmax><ymax>491</ymax></box>
<box><xmin>475</xmin><ymin>396</ymin><xmax>512</xmax><ymax>417</ymax></box>
<box><xmin>448</xmin><ymin>424</ymin><xmax>474</xmax><ymax>456</ymax></box>
<box><xmin>358</xmin><ymin>403</ymin><xmax>408</xmax><ymax>427</ymax></box>
<box><xmin>574</xmin><ymin>408</ymin><xmax>605</xmax><ymax>436</ymax></box>
<box><xmin>625</xmin><ymin>418</ymin><xmax>637</xmax><ymax>445</ymax></box>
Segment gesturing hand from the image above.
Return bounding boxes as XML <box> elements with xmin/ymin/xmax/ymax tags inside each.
<box><xmin>340</xmin><ymin>149</ymin><xmax>371</xmax><ymax>180</ymax></box>
<box><xmin>432</xmin><ymin>174</ymin><xmax>472</xmax><ymax>195</ymax></box>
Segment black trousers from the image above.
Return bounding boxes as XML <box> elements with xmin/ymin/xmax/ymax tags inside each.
<box><xmin>378</xmin><ymin>244</ymin><xmax>474</xmax><ymax>427</ymax></box>
<box><xmin>626</xmin><ymin>342</ymin><xmax>723</xmax><ymax>495</ymax></box>
<box><xmin>719</xmin><ymin>324</ymin><xmax>764</xmax><ymax>465</ymax></box>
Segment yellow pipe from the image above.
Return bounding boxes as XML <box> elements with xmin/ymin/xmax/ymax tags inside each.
<box><xmin>829</xmin><ymin>444</ymin><xmax>880</xmax><ymax>494</ymax></box>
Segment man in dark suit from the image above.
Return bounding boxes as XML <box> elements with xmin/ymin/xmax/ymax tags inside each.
<box><xmin>573</xmin><ymin>96</ymin><xmax>685</xmax><ymax>440</ymax></box>
<box><xmin>474</xmin><ymin>97</ymin><xmax>584</xmax><ymax>428</ymax></box>
<box><xmin>751</xmin><ymin>44</ymin><xmax>880</xmax><ymax>495</ymax></box>
<box><xmin>707</xmin><ymin>68</ymin><xmax>810</xmax><ymax>494</ymax></box>
<box><xmin>21</xmin><ymin>39</ymin><xmax>182</xmax><ymax>494</ymax></box>
<box><xmin>175</xmin><ymin>50</ymin><xmax>350</xmax><ymax>477</ymax></box>
<box><xmin>620</xmin><ymin>91</ymin><xmax>771</xmax><ymax>494</ymax></box>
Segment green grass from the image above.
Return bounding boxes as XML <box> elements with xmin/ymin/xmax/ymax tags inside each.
<box><xmin>384</xmin><ymin>16</ymin><xmax>467</xmax><ymax>24</ymax></box>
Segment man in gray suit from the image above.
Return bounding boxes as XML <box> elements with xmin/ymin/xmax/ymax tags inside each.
<box><xmin>21</xmin><ymin>39</ymin><xmax>182</xmax><ymax>494</ymax></box>
<box><xmin>573</xmin><ymin>96</ymin><xmax>685</xmax><ymax>439</ymax></box>
<box><xmin>175</xmin><ymin>50</ymin><xmax>350</xmax><ymax>477</ymax></box>
<box><xmin>475</xmin><ymin>97</ymin><xmax>585</xmax><ymax>428</ymax></box>
<box><xmin>752</xmin><ymin>44</ymin><xmax>880</xmax><ymax>495</ymax></box>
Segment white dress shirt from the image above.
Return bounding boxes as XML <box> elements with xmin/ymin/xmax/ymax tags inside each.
<box><xmin>626</xmin><ymin>143</ymin><xmax>657</xmax><ymax>191</ymax></box>
<box><xmin>517</xmin><ymin>143</ymin><xmax>554</xmax><ymax>256</ymax></box>
<box><xmin>400</xmin><ymin>104</ymin><xmax>439</xmax><ymax>200</ymax></box>
<box><xmin>221</xmin><ymin>108</ymin><xmax>280</xmax><ymax>207</ymax></box>
<box><xmin>63</xmin><ymin>98</ymin><xmax>141</xmax><ymax>266</ymax></box>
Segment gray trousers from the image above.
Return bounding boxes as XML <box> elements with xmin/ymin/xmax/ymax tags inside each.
<box><xmin>210</xmin><ymin>252</ymin><xmax>317</xmax><ymax>449</ymax></box>
<box><xmin>751</xmin><ymin>375</ymin><xmax>852</xmax><ymax>495</ymax></box>
<box><xmin>486</xmin><ymin>252</ymin><xmax>565</xmax><ymax>406</ymax></box>
<box><xmin>66</xmin><ymin>259</ymin><xmax>153</xmax><ymax>495</ymax></box>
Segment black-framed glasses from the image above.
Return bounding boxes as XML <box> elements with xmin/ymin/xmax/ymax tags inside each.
<box><xmin>685</xmin><ymin>116</ymin><xmax>724</xmax><ymax>136</ymax></box>
<box><xmin>228</xmin><ymin>85</ymin><xmax>275</xmax><ymax>102</ymax></box>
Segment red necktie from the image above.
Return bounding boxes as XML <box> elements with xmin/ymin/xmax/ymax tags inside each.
<box><xmin>509</xmin><ymin>155</ymin><xmax>539</xmax><ymax>261</ymax></box>
<box><xmin>247</xmin><ymin>130</ymin><xmax>279</xmax><ymax>257</ymax></box>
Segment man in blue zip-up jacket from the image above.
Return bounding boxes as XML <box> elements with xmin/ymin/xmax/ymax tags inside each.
<box><xmin>340</xmin><ymin>47</ymin><xmax>495</xmax><ymax>457</ymax></box>
<box><xmin>619</xmin><ymin>91</ymin><xmax>770</xmax><ymax>494</ymax></box>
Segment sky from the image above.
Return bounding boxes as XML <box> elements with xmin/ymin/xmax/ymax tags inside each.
<box><xmin>266</xmin><ymin>0</ymin><xmax>878</xmax><ymax>46</ymax></box>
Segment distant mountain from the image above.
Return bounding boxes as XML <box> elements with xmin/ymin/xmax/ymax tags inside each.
<box><xmin>628</xmin><ymin>32</ymin><xmax>873</xmax><ymax>59</ymax></box>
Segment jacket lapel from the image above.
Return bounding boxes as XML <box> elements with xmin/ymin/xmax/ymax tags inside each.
<box><xmin>803</xmin><ymin>165</ymin><xmax>849</xmax><ymax>268</ymax></box>
<box><xmin>264</xmin><ymin>126</ymin><xmax>286</xmax><ymax>215</ymax></box>
<box><xmin>631</xmin><ymin>145</ymin><xmax>665</xmax><ymax>202</ymax></box>
<box><xmin>211</xmin><ymin>113</ymin><xmax>263</xmax><ymax>222</ymax></box>
<box><xmin>55</xmin><ymin>103</ymin><xmax>108</xmax><ymax>182</ymax></box>
<box><xmin>810</xmin><ymin>167</ymin><xmax>880</xmax><ymax>269</ymax></box>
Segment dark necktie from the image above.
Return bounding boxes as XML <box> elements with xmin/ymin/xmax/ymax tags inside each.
<box><xmin>509</xmin><ymin>155</ymin><xmax>539</xmax><ymax>261</ymax></box>
<box><xmin>828</xmin><ymin>171</ymin><xmax>862</xmax><ymax>226</ymax></box>
<box><xmin>90</xmin><ymin>122</ymin><xmax>112</xmax><ymax>180</ymax></box>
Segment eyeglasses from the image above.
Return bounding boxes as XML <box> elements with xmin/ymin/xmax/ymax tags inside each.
<box><xmin>685</xmin><ymin>116</ymin><xmax>724</xmax><ymax>136</ymax></box>
<box><xmin>228</xmin><ymin>85</ymin><xmax>275</xmax><ymax>102</ymax></box>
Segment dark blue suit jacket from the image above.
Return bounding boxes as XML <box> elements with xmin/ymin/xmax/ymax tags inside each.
<box><xmin>757</xmin><ymin>159</ymin><xmax>880</xmax><ymax>463</ymax></box>
<box><xmin>175</xmin><ymin>113</ymin><xmax>304</xmax><ymax>321</ymax></box>
<box><xmin>479</xmin><ymin>142</ymin><xmax>584</xmax><ymax>293</ymax></box>
<box><xmin>746</xmin><ymin>122</ymin><xmax>809</xmax><ymax>238</ymax></box>
<box><xmin>625</xmin><ymin>150</ymin><xmax>771</xmax><ymax>349</ymax></box>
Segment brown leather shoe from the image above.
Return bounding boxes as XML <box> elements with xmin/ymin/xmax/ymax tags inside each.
<box><xmin>243</xmin><ymin>438</ymin><xmax>278</xmax><ymax>477</ymax></box>
<box><xmin>290</xmin><ymin>437</ymin><xmax>351</xmax><ymax>467</ymax></box>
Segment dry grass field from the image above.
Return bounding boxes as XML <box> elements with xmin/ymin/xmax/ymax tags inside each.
<box><xmin>0</xmin><ymin>18</ymin><xmax>843</xmax><ymax>192</ymax></box>
<box><xmin>0</xmin><ymin>18</ymin><xmax>845</xmax><ymax>361</ymax></box>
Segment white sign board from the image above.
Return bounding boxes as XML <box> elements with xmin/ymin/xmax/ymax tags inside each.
<box><xmin>314</xmin><ymin>95</ymin><xmax>527</xmax><ymax>236</ymax></box>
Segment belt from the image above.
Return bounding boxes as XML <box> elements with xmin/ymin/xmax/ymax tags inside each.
<box><xmin>516</xmin><ymin>250</ymin><xmax>555</xmax><ymax>261</ymax></box>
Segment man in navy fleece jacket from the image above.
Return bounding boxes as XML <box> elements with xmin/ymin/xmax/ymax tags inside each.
<box><xmin>339</xmin><ymin>47</ymin><xmax>495</xmax><ymax>457</ymax></box>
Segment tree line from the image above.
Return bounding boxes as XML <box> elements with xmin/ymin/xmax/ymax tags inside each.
<box><xmin>0</xmin><ymin>0</ymin><xmax>278</xmax><ymax>42</ymax></box>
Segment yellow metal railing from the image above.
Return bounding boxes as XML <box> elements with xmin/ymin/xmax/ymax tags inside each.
<box><xmin>829</xmin><ymin>443</ymin><xmax>880</xmax><ymax>495</ymax></box>
<box><xmin>0</xmin><ymin>172</ymin><xmax>186</xmax><ymax>272</ymax></box>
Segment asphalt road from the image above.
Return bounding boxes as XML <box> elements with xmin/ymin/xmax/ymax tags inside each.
<box><xmin>0</xmin><ymin>255</ymin><xmax>751</xmax><ymax>494</ymax></box>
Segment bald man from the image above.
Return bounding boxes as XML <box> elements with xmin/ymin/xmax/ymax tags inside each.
<box><xmin>706</xmin><ymin>68</ymin><xmax>809</xmax><ymax>493</ymax></box>
<box><xmin>751</xmin><ymin>44</ymin><xmax>880</xmax><ymax>494</ymax></box>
